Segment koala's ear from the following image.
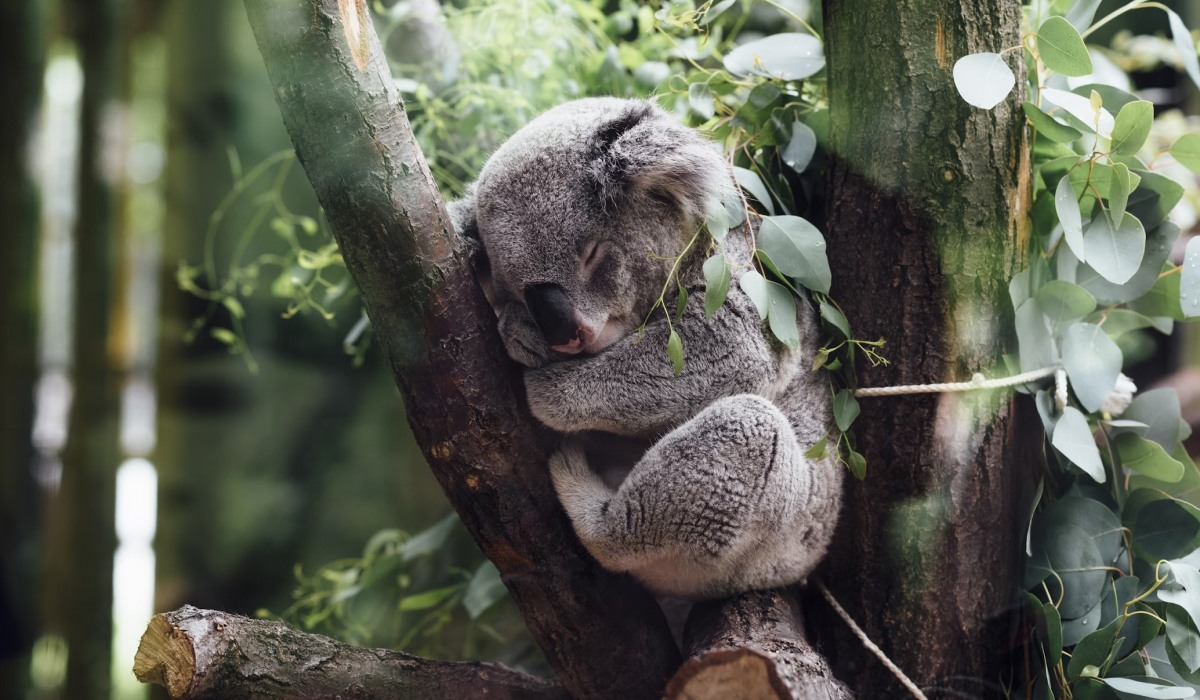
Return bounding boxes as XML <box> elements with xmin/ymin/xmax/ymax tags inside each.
<box><xmin>587</xmin><ymin>101</ymin><xmax>734</xmax><ymax>221</ymax></box>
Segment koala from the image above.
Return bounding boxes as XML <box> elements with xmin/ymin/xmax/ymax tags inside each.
<box><xmin>448</xmin><ymin>97</ymin><xmax>843</xmax><ymax>600</ymax></box>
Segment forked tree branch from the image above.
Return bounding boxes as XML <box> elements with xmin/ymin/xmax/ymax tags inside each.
<box><xmin>132</xmin><ymin>606</ymin><xmax>571</xmax><ymax>700</ymax></box>
<box><xmin>236</xmin><ymin>1</ymin><xmax>679</xmax><ymax>698</ymax></box>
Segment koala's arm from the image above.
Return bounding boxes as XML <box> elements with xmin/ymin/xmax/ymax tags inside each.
<box><xmin>525</xmin><ymin>284</ymin><xmax>780</xmax><ymax>436</ymax></box>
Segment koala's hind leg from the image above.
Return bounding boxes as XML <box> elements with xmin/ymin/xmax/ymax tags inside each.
<box><xmin>549</xmin><ymin>394</ymin><xmax>825</xmax><ymax>598</ymax></box>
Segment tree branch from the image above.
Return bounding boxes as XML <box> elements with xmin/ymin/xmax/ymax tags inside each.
<box><xmin>238</xmin><ymin>1</ymin><xmax>680</xmax><ymax>698</ymax></box>
<box><xmin>667</xmin><ymin>589</ymin><xmax>853</xmax><ymax>700</ymax></box>
<box><xmin>132</xmin><ymin>606</ymin><xmax>570</xmax><ymax>700</ymax></box>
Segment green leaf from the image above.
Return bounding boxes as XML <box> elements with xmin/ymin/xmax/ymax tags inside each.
<box><xmin>1111</xmin><ymin>101</ymin><xmax>1154</xmax><ymax>157</ymax></box>
<box><xmin>1040</xmin><ymin>495</ymin><xmax>1124</xmax><ymax>563</ymax></box>
<box><xmin>1172</xmin><ymin>134</ymin><xmax>1200</xmax><ymax>175</ymax></box>
<box><xmin>723</xmin><ymin>33</ymin><xmax>825</xmax><ymax>80</ymax></box>
<box><xmin>834</xmin><ymin>390</ymin><xmax>860</xmax><ymax>432</ymax></box>
<box><xmin>804</xmin><ymin>434</ymin><xmax>828</xmax><ymax>460</ymax></box>
<box><xmin>757</xmin><ymin>216</ymin><xmax>831</xmax><ymax>294</ymax></box>
<box><xmin>463</xmin><ymin>561</ymin><xmax>508</xmax><ymax>619</ymax></box>
<box><xmin>1128</xmin><ymin>172</ymin><xmax>1185</xmax><ymax>230</ymax></box>
<box><xmin>1062</xmin><ymin>598</ymin><xmax>1104</xmax><ymax>647</ymax></box>
<box><xmin>210</xmin><ymin>328</ymin><xmax>237</xmax><ymax>345</ymax></box>
<box><xmin>846</xmin><ymin>449</ymin><xmax>866</xmax><ymax>480</ymax></box>
<box><xmin>700</xmin><ymin>0</ymin><xmax>737</xmax><ymax>25</ymax></box>
<box><xmin>1161</xmin><ymin>564</ymin><xmax>1200</xmax><ymax>666</ymax></box>
<box><xmin>1103</xmin><ymin>677</ymin><xmax>1193</xmax><ymax>698</ymax></box>
<box><xmin>1038</xmin><ymin>16</ymin><xmax>1094</xmax><ymax>77</ymax></box>
<box><xmin>400</xmin><ymin>585</ymin><xmax>460</xmax><ymax>611</ymax></box>
<box><xmin>782</xmin><ymin>120</ymin><xmax>817</xmax><ymax>173</ymax></box>
<box><xmin>1024</xmin><ymin>101</ymin><xmax>1083</xmax><ymax>143</ymax></box>
<box><xmin>739</xmin><ymin>270</ymin><xmax>769</xmax><ymax>320</ymax></box>
<box><xmin>398</xmin><ymin>512</ymin><xmax>458</xmax><ymax>562</ymax></box>
<box><xmin>1016</xmin><ymin>298</ymin><xmax>1058</xmax><ymax>373</ymax></box>
<box><xmin>1069</xmin><ymin>617</ymin><xmax>1123</xmax><ymax>679</ymax></box>
<box><xmin>733</xmin><ymin>166</ymin><xmax>774</xmax><ymax>215</ymax></box>
<box><xmin>1109</xmin><ymin>163</ymin><xmax>1131</xmax><ymax>228</ymax></box>
<box><xmin>1166</xmin><ymin>603</ymin><xmax>1200</xmax><ymax>675</ymax></box>
<box><xmin>1062</xmin><ymin>323</ymin><xmax>1122</xmax><ymax>413</ymax></box>
<box><xmin>1129</xmin><ymin>266</ymin><xmax>1184</xmax><ymax>321</ymax></box>
<box><xmin>1084</xmin><ymin>212</ymin><xmax>1146</xmax><ymax>286</ymax></box>
<box><xmin>1089</xmin><ymin>309</ymin><xmax>1154</xmax><ymax>338</ymax></box>
<box><xmin>688</xmin><ymin>82</ymin><xmax>715</xmax><ymax>120</ymax></box>
<box><xmin>1045</xmin><ymin>603</ymin><xmax>1063</xmax><ymax>667</ymax></box>
<box><xmin>1115</xmin><ymin>433</ymin><xmax>1185</xmax><ymax>483</ymax></box>
<box><xmin>1066</xmin><ymin>0</ymin><xmax>1105</xmax><ymax>32</ymax></box>
<box><xmin>1052</xmin><ymin>406</ymin><xmax>1106</xmax><ymax>483</ymax></box>
<box><xmin>1181</xmin><ymin>237</ymin><xmax>1200</xmax><ymax>319</ymax></box>
<box><xmin>953</xmin><ymin>52</ymin><xmax>1016</xmax><ymax>110</ymax></box>
<box><xmin>1036</xmin><ymin>280</ymin><xmax>1096</xmax><ymax>324</ymax></box>
<box><xmin>1057</xmin><ymin>176</ymin><xmax>1086</xmax><ymax>262</ymax></box>
<box><xmin>765</xmin><ymin>281</ymin><xmax>799</xmax><ymax>349</ymax></box>
<box><xmin>1118</xmin><ymin>389</ymin><xmax>1185</xmax><ymax>452</ymax></box>
<box><xmin>1135</xmin><ymin>500</ymin><xmax>1200</xmax><ymax>560</ymax></box>
<box><xmin>1167</xmin><ymin>9</ymin><xmax>1200</xmax><ymax>92</ymax></box>
<box><xmin>1043</xmin><ymin>87</ymin><xmax>1114</xmax><ymax>137</ymax></box>
<box><xmin>820</xmin><ymin>302</ymin><xmax>851</xmax><ymax>339</ymax></box>
<box><xmin>667</xmin><ymin>329</ymin><xmax>684</xmax><ymax>376</ymax></box>
<box><xmin>675</xmin><ymin>287</ymin><xmax>688</xmax><ymax>324</ymax></box>
<box><xmin>703</xmin><ymin>255</ymin><xmax>731</xmax><ymax>321</ymax></box>
<box><xmin>1079</xmin><ymin>222</ymin><xmax>1180</xmax><ymax>305</ymax></box>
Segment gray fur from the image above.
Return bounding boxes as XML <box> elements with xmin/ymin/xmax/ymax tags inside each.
<box><xmin>453</xmin><ymin>97</ymin><xmax>843</xmax><ymax>599</ymax></box>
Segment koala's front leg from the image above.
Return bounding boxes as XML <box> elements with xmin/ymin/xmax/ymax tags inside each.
<box><xmin>550</xmin><ymin>394</ymin><xmax>841</xmax><ymax>599</ymax></box>
<box><xmin>496</xmin><ymin>301</ymin><xmax>553</xmax><ymax>369</ymax></box>
<box><xmin>526</xmin><ymin>287</ymin><xmax>778</xmax><ymax>436</ymax></box>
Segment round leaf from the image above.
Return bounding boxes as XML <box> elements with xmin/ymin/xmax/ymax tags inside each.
<box><xmin>1036</xmin><ymin>280</ymin><xmax>1096</xmax><ymax>325</ymax></box>
<box><xmin>1115</xmin><ymin>433</ymin><xmax>1185</xmax><ymax>483</ymax></box>
<box><xmin>1038</xmin><ymin>16</ymin><xmax>1094</xmax><ymax>77</ymax></box>
<box><xmin>1016</xmin><ymin>298</ymin><xmax>1059</xmax><ymax>373</ymax></box>
<box><xmin>723</xmin><ymin>33</ymin><xmax>825</xmax><ymax>81</ymax></box>
<box><xmin>1171</xmin><ymin>134</ymin><xmax>1200</xmax><ymax>175</ymax></box>
<box><xmin>1041</xmin><ymin>523</ymin><xmax>1109</xmax><ymax>619</ymax></box>
<box><xmin>688</xmin><ymin>82</ymin><xmax>715</xmax><ymax>119</ymax></box>
<box><xmin>1135</xmin><ymin>500</ymin><xmax>1200</xmax><ymax>561</ymax></box>
<box><xmin>782</xmin><ymin>120</ymin><xmax>817</xmax><ymax>173</ymax></box>
<box><xmin>1083</xmin><ymin>212</ymin><xmax>1146</xmax><ymax>286</ymax></box>
<box><xmin>1111</xmin><ymin>101</ymin><xmax>1154</xmax><ymax>157</ymax></box>
<box><xmin>1062</xmin><ymin>323</ymin><xmax>1123</xmax><ymax>413</ymax></box>
<box><xmin>757</xmin><ymin>215</ymin><xmax>831</xmax><ymax>294</ymax></box>
<box><xmin>953</xmin><ymin>52</ymin><xmax>1016</xmax><ymax>109</ymax></box>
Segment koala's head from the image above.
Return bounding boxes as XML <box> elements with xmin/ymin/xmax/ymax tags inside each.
<box><xmin>450</xmin><ymin>98</ymin><xmax>736</xmax><ymax>360</ymax></box>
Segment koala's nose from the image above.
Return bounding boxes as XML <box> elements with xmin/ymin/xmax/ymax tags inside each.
<box><xmin>525</xmin><ymin>283</ymin><xmax>582</xmax><ymax>348</ymax></box>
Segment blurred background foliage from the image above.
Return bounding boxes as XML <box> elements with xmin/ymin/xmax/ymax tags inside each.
<box><xmin>0</xmin><ymin>0</ymin><xmax>1198</xmax><ymax>699</ymax></box>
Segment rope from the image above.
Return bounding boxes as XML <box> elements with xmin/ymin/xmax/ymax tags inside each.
<box><xmin>816</xmin><ymin>580</ymin><xmax>929</xmax><ymax>700</ymax></box>
<box><xmin>853</xmin><ymin>366</ymin><xmax>1057</xmax><ymax>398</ymax></box>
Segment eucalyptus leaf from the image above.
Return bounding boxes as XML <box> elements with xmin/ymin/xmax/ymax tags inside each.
<box><xmin>847</xmin><ymin>449</ymin><xmax>866</xmax><ymax>479</ymax></box>
<box><xmin>667</xmin><ymin>329</ymin><xmax>684</xmax><ymax>376</ymax></box>
<box><xmin>688</xmin><ymin>82</ymin><xmax>716</xmax><ymax>119</ymax></box>
<box><xmin>953</xmin><ymin>52</ymin><xmax>1017</xmax><ymax>110</ymax></box>
<box><xmin>1058</xmin><ymin>176</ymin><xmax>1086</xmax><ymax>262</ymax></box>
<box><xmin>757</xmin><ymin>215</ymin><xmax>831</xmax><ymax>294</ymax></box>
<box><xmin>1103</xmin><ymin>677</ymin><xmax>1194</xmax><ymax>698</ymax></box>
<box><xmin>1066</xmin><ymin>0</ymin><xmax>1104</xmax><ymax>32</ymax></box>
<box><xmin>834</xmin><ymin>390</ymin><xmax>860</xmax><ymax>432</ymax></box>
<box><xmin>1135</xmin><ymin>501</ymin><xmax>1200</xmax><ymax>561</ymax></box>
<box><xmin>1038</xmin><ymin>16</ymin><xmax>1094</xmax><ymax>77</ymax></box>
<box><xmin>1041</xmin><ymin>495</ymin><xmax>1124</xmax><ymax>563</ymax></box>
<box><xmin>1109</xmin><ymin>163</ymin><xmax>1131</xmax><ymax>228</ymax></box>
<box><xmin>1167</xmin><ymin>603</ymin><xmax>1200</xmax><ymax>675</ymax></box>
<box><xmin>1171</xmin><ymin>134</ymin><xmax>1200</xmax><ymax>175</ymax></box>
<box><xmin>700</xmin><ymin>0</ymin><xmax>737</xmax><ymax>25</ymax></box>
<box><xmin>399</xmin><ymin>585</ymin><xmax>459</xmax><ymax>611</ymax></box>
<box><xmin>1062</xmin><ymin>597</ymin><xmax>1104</xmax><ymax>646</ymax></box>
<box><xmin>1184</xmin><ymin>238</ymin><xmax>1200</xmax><ymax>319</ymax></box>
<box><xmin>1036</xmin><ymin>279</ymin><xmax>1096</xmax><ymax>324</ymax></box>
<box><xmin>1111</xmin><ymin>101</ymin><xmax>1155</xmax><ymax>157</ymax></box>
<box><xmin>1079</xmin><ymin>222</ymin><xmax>1179</xmax><ymax>305</ymax></box>
<box><xmin>703</xmin><ymin>255</ymin><xmax>731</xmax><ymax>321</ymax></box>
<box><xmin>1115</xmin><ymin>433</ymin><xmax>1185</xmax><ymax>483</ymax></box>
<box><xmin>1129</xmin><ymin>267</ymin><xmax>1184</xmax><ymax>321</ymax></box>
<box><xmin>1052</xmin><ymin>406</ymin><xmax>1107</xmax><ymax>482</ymax></box>
<box><xmin>1083</xmin><ymin>212</ymin><xmax>1146</xmax><ymax>286</ymax></box>
<box><xmin>1128</xmin><ymin>171</ymin><xmax>1185</xmax><ymax>230</ymax></box>
<box><xmin>1017</xmin><ymin>298</ymin><xmax>1059</xmax><ymax>373</ymax></box>
<box><xmin>1118</xmin><ymin>389</ymin><xmax>1185</xmax><ymax>452</ymax></box>
<box><xmin>820</xmin><ymin>302</ymin><xmax>851</xmax><ymax>339</ymax></box>
<box><xmin>1024</xmin><ymin>101</ymin><xmax>1083</xmax><ymax>143</ymax></box>
<box><xmin>1069</xmin><ymin>616</ymin><xmax>1122</xmax><ymax>678</ymax></box>
<box><xmin>733</xmin><ymin>166</ymin><xmax>774</xmax><ymax>215</ymax></box>
<box><xmin>739</xmin><ymin>270</ymin><xmax>769</xmax><ymax>320</ymax></box>
<box><xmin>1089</xmin><ymin>309</ymin><xmax>1155</xmax><ymax>338</ymax></box>
<box><xmin>765</xmin><ymin>281</ymin><xmax>799</xmax><ymax>349</ymax></box>
<box><xmin>723</xmin><ymin>33</ymin><xmax>825</xmax><ymax>81</ymax></box>
<box><xmin>1043</xmin><ymin>87</ymin><xmax>1115</xmax><ymax>136</ymax></box>
<box><xmin>1062</xmin><ymin>323</ymin><xmax>1123</xmax><ymax>413</ymax></box>
<box><xmin>463</xmin><ymin>561</ymin><xmax>508</xmax><ymax>619</ymax></box>
<box><xmin>1167</xmin><ymin>10</ymin><xmax>1200</xmax><ymax>92</ymax></box>
<box><xmin>398</xmin><ymin>512</ymin><xmax>458</xmax><ymax>562</ymax></box>
<box><xmin>1045</xmin><ymin>602</ymin><xmax>1063</xmax><ymax>667</ymax></box>
<box><xmin>782</xmin><ymin>120</ymin><xmax>817</xmax><ymax>173</ymax></box>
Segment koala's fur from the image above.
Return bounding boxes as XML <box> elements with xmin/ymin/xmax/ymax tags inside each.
<box><xmin>449</xmin><ymin>97</ymin><xmax>843</xmax><ymax>600</ymax></box>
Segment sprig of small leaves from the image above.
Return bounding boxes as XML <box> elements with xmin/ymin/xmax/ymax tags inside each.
<box><xmin>955</xmin><ymin>1</ymin><xmax>1200</xmax><ymax>694</ymax></box>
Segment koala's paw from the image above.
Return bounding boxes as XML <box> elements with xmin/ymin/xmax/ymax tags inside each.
<box><xmin>548</xmin><ymin>439</ymin><xmax>592</xmax><ymax>495</ymax></box>
<box><xmin>498</xmin><ymin>303</ymin><xmax>552</xmax><ymax>369</ymax></box>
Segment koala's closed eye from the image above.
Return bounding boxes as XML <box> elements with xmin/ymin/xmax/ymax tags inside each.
<box><xmin>581</xmin><ymin>241</ymin><xmax>607</xmax><ymax>276</ymax></box>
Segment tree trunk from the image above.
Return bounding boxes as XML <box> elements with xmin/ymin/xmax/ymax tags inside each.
<box><xmin>43</xmin><ymin>0</ymin><xmax>124</xmax><ymax>696</ymax></box>
<box><xmin>818</xmin><ymin>0</ymin><xmax>1033</xmax><ymax>696</ymax></box>
<box><xmin>132</xmin><ymin>606</ymin><xmax>571</xmax><ymax>700</ymax></box>
<box><xmin>239</xmin><ymin>2</ymin><xmax>680</xmax><ymax>698</ymax></box>
<box><xmin>0</xmin><ymin>0</ymin><xmax>46</xmax><ymax>695</ymax></box>
<box><xmin>668</xmin><ymin>590</ymin><xmax>852</xmax><ymax>700</ymax></box>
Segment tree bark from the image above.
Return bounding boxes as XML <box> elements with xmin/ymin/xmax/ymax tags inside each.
<box><xmin>0</xmin><ymin>0</ymin><xmax>46</xmax><ymax>695</ymax></box>
<box><xmin>239</xmin><ymin>2</ymin><xmax>680</xmax><ymax>698</ymax></box>
<box><xmin>132</xmin><ymin>606</ymin><xmax>571</xmax><ymax>700</ymax></box>
<box><xmin>818</xmin><ymin>0</ymin><xmax>1033</xmax><ymax>697</ymax></box>
<box><xmin>667</xmin><ymin>590</ymin><xmax>852</xmax><ymax>700</ymax></box>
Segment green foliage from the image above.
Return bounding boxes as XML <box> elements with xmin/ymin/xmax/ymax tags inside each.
<box><xmin>260</xmin><ymin>513</ymin><xmax>540</xmax><ymax>665</ymax></box>
<box><xmin>954</xmin><ymin>1</ymin><xmax>1200</xmax><ymax>696</ymax></box>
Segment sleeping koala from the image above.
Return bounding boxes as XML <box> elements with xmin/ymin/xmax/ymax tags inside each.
<box><xmin>449</xmin><ymin>97</ymin><xmax>843</xmax><ymax>599</ymax></box>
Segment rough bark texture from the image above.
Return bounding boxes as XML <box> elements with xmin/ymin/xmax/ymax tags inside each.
<box><xmin>668</xmin><ymin>590</ymin><xmax>852</xmax><ymax>700</ymax></box>
<box><xmin>43</xmin><ymin>1</ymin><xmax>124</xmax><ymax>696</ymax></box>
<box><xmin>0</xmin><ymin>0</ymin><xmax>45</xmax><ymax>695</ymax></box>
<box><xmin>817</xmin><ymin>0</ymin><xmax>1033</xmax><ymax>697</ymax></box>
<box><xmin>132</xmin><ymin>606</ymin><xmax>571</xmax><ymax>700</ymax></box>
<box><xmin>240</xmin><ymin>2</ymin><xmax>680</xmax><ymax>698</ymax></box>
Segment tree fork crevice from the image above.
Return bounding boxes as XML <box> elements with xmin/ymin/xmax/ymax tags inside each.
<box><xmin>238</xmin><ymin>1</ymin><xmax>679</xmax><ymax>698</ymax></box>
